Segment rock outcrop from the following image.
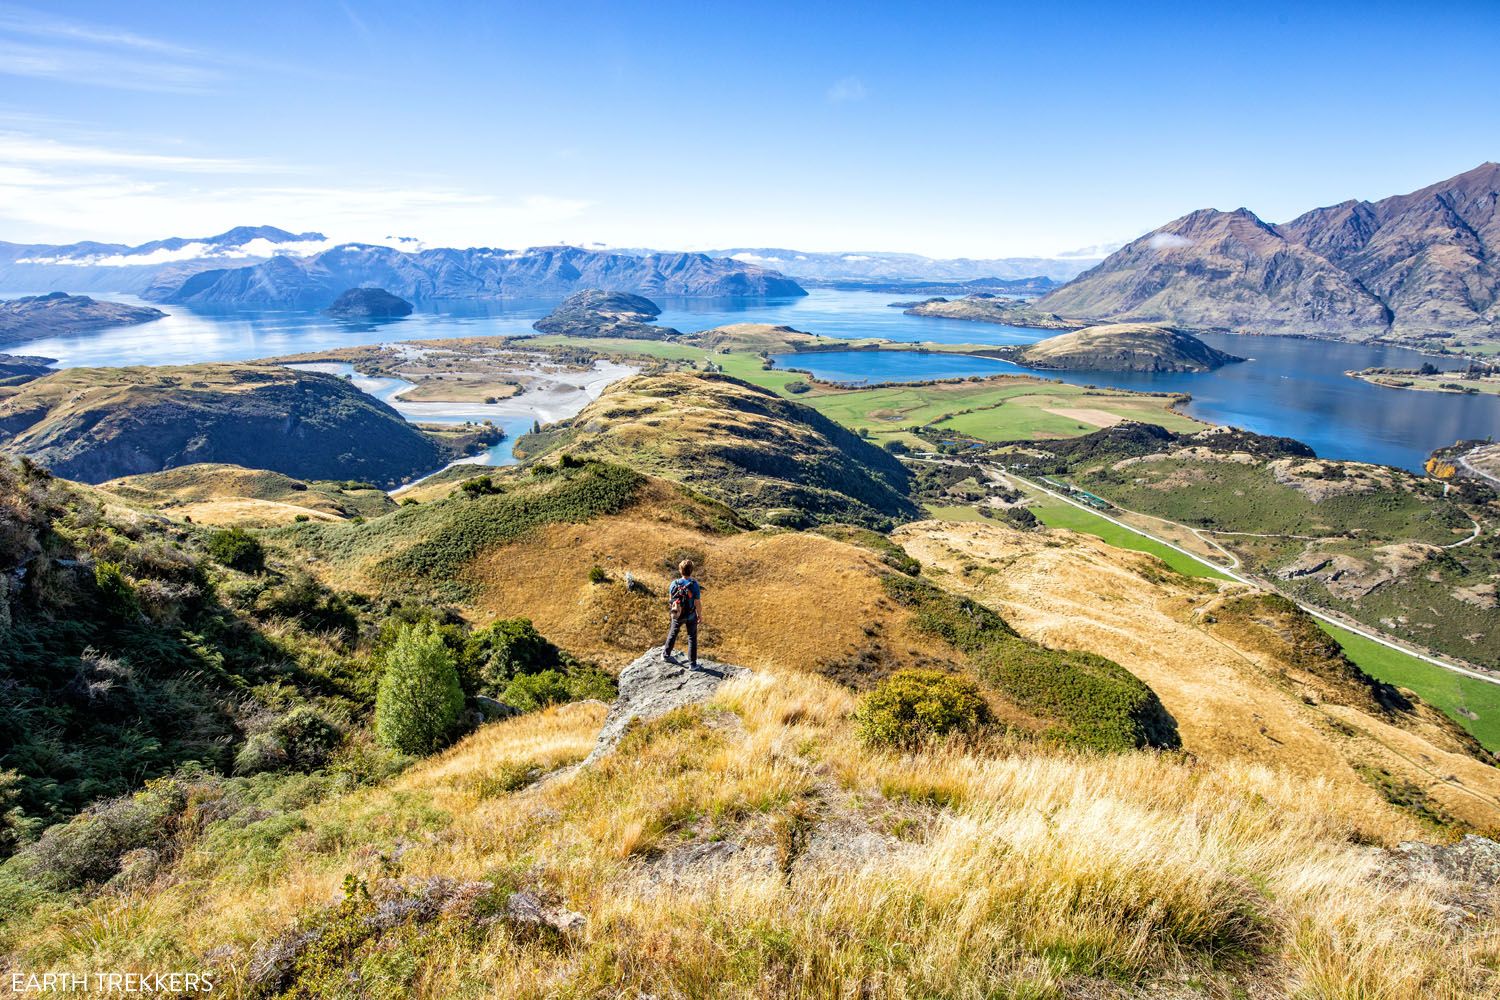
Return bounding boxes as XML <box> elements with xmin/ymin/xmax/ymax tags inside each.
<box><xmin>584</xmin><ymin>650</ymin><xmax>749</xmax><ymax>764</ymax></box>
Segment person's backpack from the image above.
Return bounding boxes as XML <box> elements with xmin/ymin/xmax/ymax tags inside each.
<box><xmin>669</xmin><ymin>579</ymin><xmax>694</xmax><ymax>621</ymax></box>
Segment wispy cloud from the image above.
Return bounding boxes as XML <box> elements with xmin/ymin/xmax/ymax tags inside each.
<box><xmin>0</xmin><ymin>131</ymin><xmax>264</xmax><ymax>172</ymax></box>
<box><xmin>826</xmin><ymin>75</ymin><xmax>867</xmax><ymax>104</ymax></box>
<box><xmin>0</xmin><ymin>3</ymin><xmax>203</xmax><ymax>56</ymax></box>
<box><xmin>0</xmin><ymin>3</ymin><xmax>220</xmax><ymax>92</ymax></box>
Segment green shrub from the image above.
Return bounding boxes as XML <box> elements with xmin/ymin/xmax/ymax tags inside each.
<box><xmin>588</xmin><ymin>565</ymin><xmax>609</xmax><ymax>584</ymax></box>
<box><xmin>855</xmin><ymin>669</ymin><xmax>993</xmax><ymax>749</ymax></box>
<box><xmin>14</xmin><ymin>766</ymin><xmax>214</xmax><ymax>890</ymax></box>
<box><xmin>374</xmin><ymin>623</ymin><xmax>465</xmax><ymax>755</ymax></box>
<box><xmin>206</xmin><ymin>527</ymin><xmax>265</xmax><ymax>572</ymax></box>
<box><xmin>463</xmin><ymin>617</ymin><xmax>562</xmax><ymax>692</ymax></box>
<box><xmin>500</xmin><ymin>670</ymin><xmax>573</xmax><ymax>713</ymax></box>
<box><xmin>254</xmin><ymin>571</ymin><xmax>358</xmax><ymax>639</ymax></box>
<box><xmin>881</xmin><ymin>575</ymin><xmax>1016</xmax><ymax>651</ymax></box>
<box><xmin>784</xmin><ymin>379</ymin><xmax>811</xmax><ymax>394</ymax></box>
<box><xmin>93</xmin><ymin>560</ymin><xmax>136</xmax><ymax>614</ymax></box>
<box><xmin>979</xmin><ymin>638</ymin><xmax>1180</xmax><ymax>752</ymax></box>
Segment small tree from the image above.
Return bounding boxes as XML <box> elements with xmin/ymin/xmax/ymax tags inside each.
<box><xmin>375</xmin><ymin>622</ymin><xmax>465</xmax><ymax>755</ymax></box>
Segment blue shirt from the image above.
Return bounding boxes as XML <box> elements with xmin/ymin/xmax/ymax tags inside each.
<box><xmin>671</xmin><ymin>578</ymin><xmax>701</xmax><ymax>620</ymax></box>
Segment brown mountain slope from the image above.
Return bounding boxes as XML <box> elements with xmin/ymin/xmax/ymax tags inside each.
<box><xmin>1040</xmin><ymin>163</ymin><xmax>1500</xmax><ymax>343</ymax></box>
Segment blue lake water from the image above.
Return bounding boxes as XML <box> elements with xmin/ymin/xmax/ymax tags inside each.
<box><xmin>7</xmin><ymin>289</ymin><xmax>1498</xmax><ymax>472</ymax></box>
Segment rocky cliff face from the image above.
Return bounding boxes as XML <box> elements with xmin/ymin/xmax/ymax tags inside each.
<box><xmin>0</xmin><ymin>364</ymin><xmax>448</xmax><ymax>485</ymax></box>
<box><xmin>150</xmin><ymin>245</ymin><xmax>807</xmax><ymax>308</ymax></box>
<box><xmin>0</xmin><ymin>292</ymin><xmax>165</xmax><ymax>348</ymax></box>
<box><xmin>1039</xmin><ymin>163</ymin><xmax>1500</xmax><ymax>343</ymax></box>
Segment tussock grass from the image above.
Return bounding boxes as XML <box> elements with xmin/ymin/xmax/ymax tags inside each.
<box><xmin>3</xmin><ymin>673</ymin><xmax>1495</xmax><ymax>998</ymax></box>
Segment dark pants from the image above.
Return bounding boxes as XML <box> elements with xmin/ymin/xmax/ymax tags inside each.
<box><xmin>664</xmin><ymin>617</ymin><xmax>697</xmax><ymax>666</ymax></box>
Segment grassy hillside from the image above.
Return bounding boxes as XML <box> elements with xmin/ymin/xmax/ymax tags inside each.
<box><xmin>1012</xmin><ymin>425</ymin><xmax>1500</xmax><ymax>669</ymax></box>
<box><xmin>512</xmin><ymin>371</ymin><xmax>919</xmax><ymax>528</ymax></box>
<box><xmin>1017</xmin><ymin>322</ymin><xmax>1244</xmax><ymax>372</ymax></box>
<box><xmin>99</xmin><ymin>463</ymin><xmax>398</xmax><ymax>526</ymax></box>
<box><xmin>0</xmin><ymin>364</ymin><xmax>486</xmax><ymax>487</ymax></box>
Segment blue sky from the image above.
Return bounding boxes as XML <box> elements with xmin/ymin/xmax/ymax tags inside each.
<box><xmin>1</xmin><ymin>0</ymin><xmax>1497</xmax><ymax>257</ymax></box>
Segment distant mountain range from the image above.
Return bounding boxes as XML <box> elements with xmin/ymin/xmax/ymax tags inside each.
<box><xmin>1039</xmin><ymin>163</ymin><xmax>1500</xmax><ymax>344</ymax></box>
<box><xmin>0</xmin><ymin>229</ymin><xmax>807</xmax><ymax>307</ymax></box>
<box><xmin>615</xmin><ymin>247</ymin><xmax>1106</xmax><ymax>282</ymax></box>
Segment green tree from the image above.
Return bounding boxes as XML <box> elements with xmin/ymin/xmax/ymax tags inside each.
<box><xmin>374</xmin><ymin>622</ymin><xmax>465</xmax><ymax>755</ymax></box>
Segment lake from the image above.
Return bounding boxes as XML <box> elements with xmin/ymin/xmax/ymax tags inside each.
<box><xmin>9</xmin><ymin>289</ymin><xmax>1499</xmax><ymax>471</ymax></box>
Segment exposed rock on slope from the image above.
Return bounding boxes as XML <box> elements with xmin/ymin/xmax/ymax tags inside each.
<box><xmin>517</xmin><ymin>372</ymin><xmax>918</xmax><ymax>528</ymax></box>
<box><xmin>531</xmin><ymin>289</ymin><xmax>680</xmax><ymax>339</ymax></box>
<box><xmin>0</xmin><ymin>364</ymin><xmax>451</xmax><ymax>485</ymax></box>
<box><xmin>325</xmin><ymin>286</ymin><xmax>413</xmax><ymax>319</ymax></box>
<box><xmin>0</xmin><ymin>292</ymin><xmax>165</xmax><ymax>348</ymax></box>
<box><xmin>585</xmin><ymin>651</ymin><xmax>749</xmax><ymax>763</ymax></box>
<box><xmin>1040</xmin><ymin>162</ymin><xmax>1500</xmax><ymax>342</ymax></box>
<box><xmin>1018</xmin><ymin>322</ymin><xmax>1245</xmax><ymax>372</ymax></box>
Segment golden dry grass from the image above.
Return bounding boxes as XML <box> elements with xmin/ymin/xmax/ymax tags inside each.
<box><xmin>896</xmin><ymin>519</ymin><xmax>1500</xmax><ymax>837</ymax></box>
<box><xmin>7</xmin><ymin>673</ymin><xmax>1496</xmax><ymax>998</ymax></box>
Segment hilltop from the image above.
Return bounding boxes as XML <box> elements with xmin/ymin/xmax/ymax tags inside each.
<box><xmin>531</xmin><ymin>289</ymin><xmax>680</xmax><ymax>339</ymax></box>
<box><xmin>0</xmin><ymin>292</ymin><xmax>164</xmax><ymax>349</ymax></box>
<box><xmin>512</xmin><ymin>371</ymin><xmax>918</xmax><ymax>528</ymax></box>
<box><xmin>1018</xmin><ymin>322</ymin><xmax>1245</xmax><ymax>372</ymax></box>
<box><xmin>0</xmin><ymin>363</ymin><xmax>484</xmax><ymax>486</ymax></box>
<box><xmin>1039</xmin><ymin>163</ymin><xmax>1500</xmax><ymax>344</ymax></box>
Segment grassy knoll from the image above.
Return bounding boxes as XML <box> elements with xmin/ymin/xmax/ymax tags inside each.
<box><xmin>1319</xmin><ymin>621</ymin><xmax>1500</xmax><ymax>752</ymax></box>
<box><xmin>1026</xmin><ymin>495</ymin><xmax>1233</xmax><ymax>580</ymax></box>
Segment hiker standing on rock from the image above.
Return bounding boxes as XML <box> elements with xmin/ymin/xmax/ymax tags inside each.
<box><xmin>663</xmin><ymin>559</ymin><xmax>703</xmax><ymax>669</ymax></box>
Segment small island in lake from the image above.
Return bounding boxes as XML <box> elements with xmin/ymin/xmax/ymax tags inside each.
<box><xmin>0</xmin><ymin>292</ymin><xmax>165</xmax><ymax>348</ymax></box>
<box><xmin>325</xmin><ymin>287</ymin><xmax>414</xmax><ymax>320</ymax></box>
<box><xmin>532</xmin><ymin>289</ymin><xmax>681</xmax><ymax>340</ymax></box>
<box><xmin>1017</xmin><ymin>323</ymin><xmax>1245</xmax><ymax>373</ymax></box>
<box><xmin>900</xmin><ymin>293</ymin><xmax>1084</xmax><ymax>331</ymax></box>
<box><xmin>1347</xmin><ymin>361</ymin><xmax>1500</xmax><ymax>395</ymax></box>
